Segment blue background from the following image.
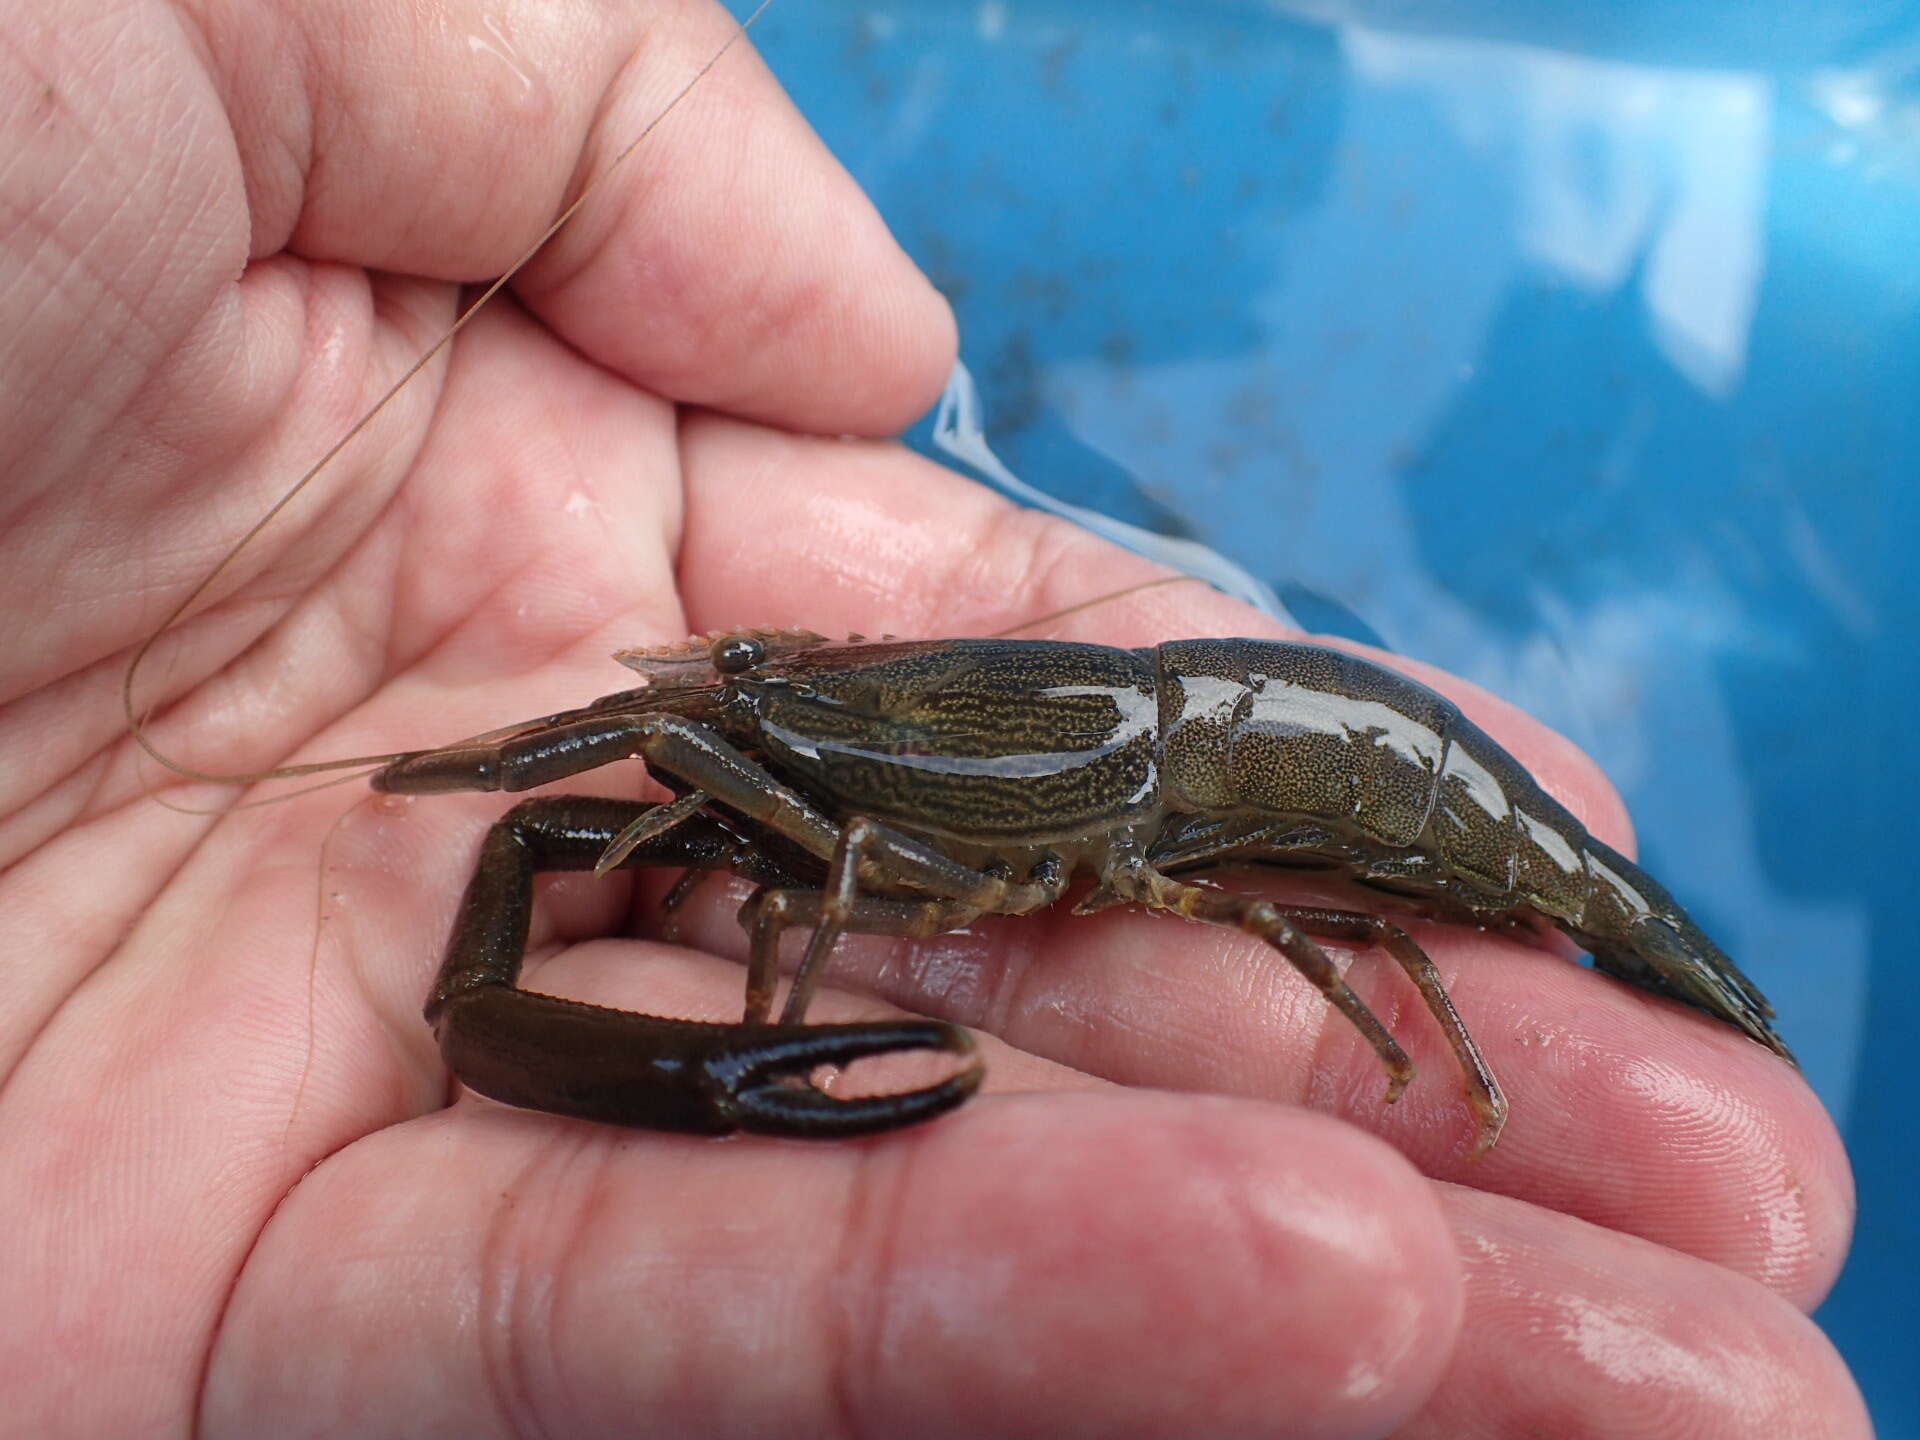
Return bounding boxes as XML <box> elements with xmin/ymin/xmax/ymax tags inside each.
<box><xmin>723</xmin><ymin>1</ymin><xmax>1917</xmax><ymax>1427</ymax></box>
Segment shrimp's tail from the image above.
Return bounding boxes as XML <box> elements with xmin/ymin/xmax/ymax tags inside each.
<box><xmin>1586</xmin><ymin>903</ymin><xmax>1796</xmax><ymax>1067</ymax></box>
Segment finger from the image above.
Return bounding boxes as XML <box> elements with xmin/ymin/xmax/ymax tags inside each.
<box><xmin>208</xmin><ymin>1088</ymin><xmax>1460</xmax><ymax>1439</ymax></box>
<box><xmin>210</xmin><ymin>0</ymin><xmax>954</xmax><ymax>431</ymax></box>
<box><xmin>670</xmin><ymin>417</ymin><xmax>1851</xmax><ymax>1305</ymax></box>
<box><xmin>1397</xmin><ymin>1184</ymin><xmax>1870</xmax><ymax>1439</ymax></box>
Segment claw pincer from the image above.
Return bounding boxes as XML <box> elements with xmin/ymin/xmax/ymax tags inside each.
<box><xmin>430</xmin><ymin>983</ymin><xmax>977</xmax><ymax>1137</ymax></box>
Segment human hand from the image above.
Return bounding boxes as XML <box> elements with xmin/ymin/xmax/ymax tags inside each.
<box><xmin>0</xmin><ymin>1</ymin><xmax>1863</xmax><ymax>1435</ymax></box>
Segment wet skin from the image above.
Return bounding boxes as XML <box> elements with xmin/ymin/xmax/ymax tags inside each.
<box><xmin>0</xmin><ymin>1</ymin><xmax>1864</xmax><ymax>1436</ymax></box>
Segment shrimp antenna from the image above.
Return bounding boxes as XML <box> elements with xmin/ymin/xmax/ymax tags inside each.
<box><xmin>122</xmin><ymin>0</ymin><xmax>776</xmax><ymax>789</ymax></box>
<box><xmin>988</xmin><ymin>574</ymin><xmax>1204</xmax><ymax>638</ymax></box>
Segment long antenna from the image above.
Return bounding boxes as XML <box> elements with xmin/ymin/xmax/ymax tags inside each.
<box><xmin>122</xmin><ymin>0</ymin><xmax>776</xmax><ymax>787</ymax></box>
<box><xmin>987</xmin><ymin>575</ymin><xmax>1201</xmax><ymax>638</ymax></box>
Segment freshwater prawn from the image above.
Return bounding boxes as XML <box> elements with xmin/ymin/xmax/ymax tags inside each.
<box><xmin>116</xmin><ymin>1</ymin><xmax>1790</xmax><ymax>1161</ymax></box>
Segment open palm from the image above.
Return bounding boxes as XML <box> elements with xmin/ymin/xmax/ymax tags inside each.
<box><xmin>0</xmin><ymin>2</ymin><xmax>1864</xmax><ymax>1435</ymax></box>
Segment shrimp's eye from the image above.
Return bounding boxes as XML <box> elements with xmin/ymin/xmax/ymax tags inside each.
<box><xmin>712</xmin><ymin>634</ymin><xmax>765</xmax><ymax>675</ymax></box>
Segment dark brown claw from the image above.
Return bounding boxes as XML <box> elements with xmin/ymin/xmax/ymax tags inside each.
<box><xmin>414</xmin><ymin>795</ymin><xmax>980</xmax><ymax>1138</ymax></box>
<box><xmin>434</xmin><ymin>986</ymin><xmax>980</xmax><ymax>1137</ymax></box>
